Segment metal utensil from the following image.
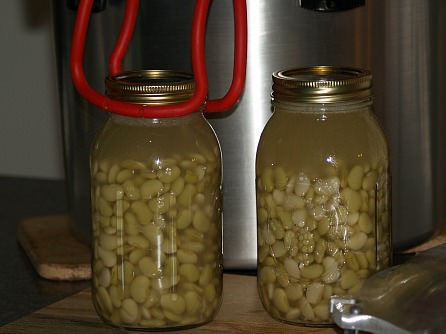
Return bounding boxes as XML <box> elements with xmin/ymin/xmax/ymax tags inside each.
<box><xmin>331</xmin><ymin>244</ymin><xmax>446</xmax><ymax>334</ymax></box>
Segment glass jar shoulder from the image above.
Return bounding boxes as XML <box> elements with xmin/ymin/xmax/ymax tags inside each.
<box><xmin>257</xmin><ymin>107</ymin><xmax>388</xmax><ymax>175</ymax></box>
<box><xmin>261</xmin><ymin>105</ymin><xmax>384</xmax><ymax>143</ymax></box>
<box><xmin>93</xmin><ymin>113</ymin><xmax>220</xmax><ymax>163</ymax></box>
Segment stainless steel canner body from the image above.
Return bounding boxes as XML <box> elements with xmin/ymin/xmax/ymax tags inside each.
<box><xmin>52</xmin><ymin>0</ymin><xmax>446</xmax><ymax>270</ymax></box>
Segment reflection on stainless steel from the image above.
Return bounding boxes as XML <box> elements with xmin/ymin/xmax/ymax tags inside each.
<box><xmin>53</xmin><ymin>0</ymin><xmax>446</xmax><ymax>270</ymax></box>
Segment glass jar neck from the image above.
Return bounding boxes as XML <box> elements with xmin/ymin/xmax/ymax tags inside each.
<box><xmin>272</xmin><ymin>96</ymin><xmax>373</xmax><ymax>114</ymax></box>
<box><xmin>110</xmin><ymin>108</ymin><xmax>204</xmax><ymax>126</ymax></box>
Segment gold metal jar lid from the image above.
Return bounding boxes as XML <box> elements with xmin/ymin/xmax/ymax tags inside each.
<box><xmin>272</xmin><ymin>66</ymin><xmax>372</xmax><ymax>103</ymax></box>
<box><xmin>105</xmin><ymin>70</ymin><xmax>195</xmax><ymax>104</ymax></box>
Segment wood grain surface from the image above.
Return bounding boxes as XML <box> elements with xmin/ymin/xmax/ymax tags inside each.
<box><xmin>0</xmin><ymin>274</ymin><xmax>341</xmax><ymax>334</ymax></box>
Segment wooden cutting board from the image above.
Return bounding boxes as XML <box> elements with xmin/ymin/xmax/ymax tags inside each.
<box><xmin>0</xmin><ymin>274</ymin><xmax>340</xmax><ymax>334</ymax></box>
<box><xmin>17</xmin><ymin>214</ymin><xmax>91</xmax><ymax>280</ymax></box>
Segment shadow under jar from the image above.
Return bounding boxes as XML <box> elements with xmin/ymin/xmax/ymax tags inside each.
<box><xmin>90</xmin><ymin>70</ymin><xmax>223</xmax><ymax>331</ymax></box>
<box><xmin>256</xmin><ymin>66</ymin><xmax>392</xmax><ymax>326</ymax></box>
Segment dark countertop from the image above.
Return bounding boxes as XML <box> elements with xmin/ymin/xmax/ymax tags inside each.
<box><xmin>0</xmin><ymin>176</ymin><xmax>90</xmax><ymax>326</ymax></box>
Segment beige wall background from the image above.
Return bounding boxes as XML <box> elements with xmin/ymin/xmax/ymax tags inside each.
<box><xmin>0</xmin><ymin>0</ymin><xmax>64</xmax><ymax>180</ymax></box>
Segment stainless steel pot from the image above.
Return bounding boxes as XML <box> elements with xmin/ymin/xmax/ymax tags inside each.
<box><xmin>52</xmin><ymin>0</ymin><xmax>446</xmax><ymax>270</ymax></box>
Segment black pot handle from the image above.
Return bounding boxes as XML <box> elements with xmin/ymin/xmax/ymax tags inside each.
<box><xmin>299</xmin><ymin>0</ymin><xmax>365</xmax><ymax>12</ymax></box>
<box><xmin>67</xmin><ymin>0</ymin><xmax>106</xmax><ymax>12</ymax></box>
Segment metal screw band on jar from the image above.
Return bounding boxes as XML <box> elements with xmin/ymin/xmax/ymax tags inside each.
<box><xmin>105</xmin><ymin>70</ymin><xmax>197</xmax><ymax>105</ymax></box>
<box><xmin>272</xmin><ymin>66</ymin><xmax>372</xmax><ymax>104</ymax></box>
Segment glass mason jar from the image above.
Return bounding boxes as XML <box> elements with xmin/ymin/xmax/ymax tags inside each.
<box><xmin>90</xmin><ymin>70</ymin><xmax>223</xmax><ymax>330</ymax></box>
<box><xmin>256</xmin><ymin>66</ymin><xmax>391</xmax><ymax>326</ymax></box>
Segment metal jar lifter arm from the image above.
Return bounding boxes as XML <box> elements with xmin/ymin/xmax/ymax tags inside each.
<box><xmin>330</xmin><ymin>297</ymin><xmax>416</xmax><ymax>334</ymax></box>
<box><xmin>70</xmin><ymin>0</ymin><xmax>247</xmax><ymax>118</ymax></box>
<box><xmin>330</xmin><ymin>245</ymin><xmax>446</xmax><ymax>334</ymax></box>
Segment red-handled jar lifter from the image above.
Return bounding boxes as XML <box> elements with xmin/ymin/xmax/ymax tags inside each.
<box><xmin>70</xmin><ymin>0</ymin><xmax>247</xmax><ymax>117</ymax></box>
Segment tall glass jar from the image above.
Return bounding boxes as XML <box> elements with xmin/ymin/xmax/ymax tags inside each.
<box><xmin>256</xmin><ymin>66</ymin><xmax>391</xmax><ymax>326</ymax></box>
<box><xmin>90</xmin><ymin>70</ymin><xmax>223</xmax><ymax>330</ymax></box>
